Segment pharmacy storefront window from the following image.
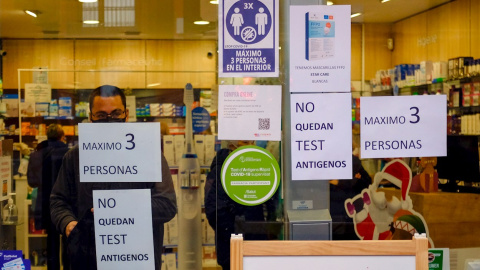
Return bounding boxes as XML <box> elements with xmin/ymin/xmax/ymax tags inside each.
<box><xmin>2</xmin><ymin>0</ymin><xmax>480</xmax><ymax>270</ymax></box>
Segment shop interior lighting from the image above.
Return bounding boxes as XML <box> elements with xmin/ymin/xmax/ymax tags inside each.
<box><xmin>209</xmin><ymin>0</ymin><xmax>219</xmax><ymax>4</ymax></box>
<box><xmin>82</xmin><ymin>2</ymin><xmax>99</xmax><ymax>26</ymax></box>
<box><xmin>327</xmin><ymin>1</ymin><xmax>334</xmax><ymax>5</ymax></box>
<box><xmin>194</xmin><ymin>21</ymin><xmax>210</xmax><ymax>25</ymax></box>
<box><xmin>83</xmin><ymin>20</ymin><xmax>99</xmax><ymax>24</ymax></box>
<box><xmin>380</xmin><ymin>0</ymin><xmax>391</xmax><ymax>3</ymax></box>
<box><xmin>351</xmin><ymin>12</ymin><xmax>362</xmax><ymax>18</ymax></box>
<box><xmin>25</xmin><ymin>10</ymin><xmax>38</xmax><ymax>18</ymax></box>
<box><xmin>79</xmin><ymin>0</ymin><xmax>98</xmax><ymax>2</ymax></box>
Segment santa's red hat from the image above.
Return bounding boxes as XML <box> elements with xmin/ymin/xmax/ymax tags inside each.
<box><xmin>380</xmin><ymin>160</ymin><xmax>412</xmax><ymax>208</ymax></box>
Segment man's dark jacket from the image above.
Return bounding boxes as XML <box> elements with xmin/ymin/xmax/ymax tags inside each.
<box><xmin>27</xmin><ymin>139</ymin><xmax>68</xmax><ymax>229</ymax></box>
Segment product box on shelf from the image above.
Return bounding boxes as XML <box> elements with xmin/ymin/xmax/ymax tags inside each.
<box><xmin>174</xmin><ymin>135</ymin><xmax>185</xmax><ymax>166</ymax></box>
<box><xmin>162</xmin><ymin>103</ymin><xmax>174</xmax><ymax>117</ymax></box>
<box><xmin>75</xmin><ymin>102</ymin><xmax>89</xmax><ymax>117</ymax></box>
<box><xmin>21</xmin><ymin>122</ymin><xmax>31</xmax><ymax>136</ymax></box>
<box><xmin>167</xmin><ymin>216</ymin><xmax>178</xmax><ymax>246</ymax></box>
<box><xmin>49</xmin><ymin>99</ymin><xmax>58</xmax><ymax>117</ymax></box>
<box><xmin>463</xmin><ymin>83</ymin><xmax>472</xmax><ymax>107</ymax></box>
<box><xmin>2</xmin><ymin>94</ymin><xmax>19</xmax><ymax>117</ymax></box>
<box><xmin>35</xmin><ymin>102</ymin><xmax>49</xmax><ymax>116</ymax></box>
<box><xmin>169</xmin><ymin>125</ymin><xmax>185</xmax><ymax>135</ymax></box>
<box><xmin>472</xmin><ymin>94</ymin><xmax>480</xmax><ymax>106</ymax></box>
<box><xmin>58</xmin><ymin>106</ymin><xmax>72</xmax><ymax>117</ymax></box>
<box><xmin>63</xmin><ymin>125</ymin><xmax>75</xmax><ymax>136</ymax></box>
<box><xmin>165</xmin><ymin>253</ymin><xmax>176</xmax><ymax>270</ymax></box>
<box><xmin>38</xmin><ymin>123</ymin><xmax>46</xmax><ymax>136</ymax></box>
<box><xmin>150</xmin><ymin>103</ymin><xmax>161</xmax><ymax>116</ymax></box>
<box><xmin>200</xmin><ymin>174</ymin><xmax>206</xmax><ymax>204</ymax></box>
<box><xmin>420</xmin><ymin>61</ymin><xmax>433</xmax><ymax>84</ymax></box>
<box><xmin>20</xmin><ymin>100</ymin><xmax>35</xmax><ymax>117</ymax></box>
<box><xmin>163</xmin><ymin>135</ymin><xmax>175</xmax><ymax>167</ymax></box>
<box><xmin>450</xmin><ymin>87</ymin><xmax>462</xmax><ymax>107</ymax></box>
<box><xmin>58</xmin><ymin>97</ymin><xmax>72</xmax><ymax>107</ymax></box>
<box><xmin>433</xmin><ymin>61</ymin><xmax>447</xmax><ymax>81</ymax></box>
<box><xmin>204</xmin><ymin>135</ymin><xmax>216</xmax><ymax>166</ymax></box>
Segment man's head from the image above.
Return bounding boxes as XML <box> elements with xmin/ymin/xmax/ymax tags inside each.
<box><xmin>47</xmin><ymin>124</ymin><xmax>65</xmax><ymax>141</ymax></box>
<box><xmin>89</xmin><ymin>85</ymin><xmax>128</xmax><ymax>123</ymax></box>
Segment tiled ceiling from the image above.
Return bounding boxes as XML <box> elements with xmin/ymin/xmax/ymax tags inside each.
<box><xmin>0</xmin><ymin>0</ymin><xmax>453</xmax><ymax>40</ymax></box>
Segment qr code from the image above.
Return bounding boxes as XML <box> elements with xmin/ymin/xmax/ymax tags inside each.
<box><xmin>258</xmin><ymin>118</ymin><xmax>270</xmax><ymax>130</ymax></box>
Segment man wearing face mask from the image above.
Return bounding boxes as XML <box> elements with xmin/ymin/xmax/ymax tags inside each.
<box><xmin>50</xmin><ymin>85</ymin><xmax>177</xmax><ymax>270</ymax></box>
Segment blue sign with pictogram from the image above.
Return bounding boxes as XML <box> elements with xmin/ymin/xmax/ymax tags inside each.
<box><xmin>219</xmin><ymin>0</ymin><xmax>279</xmax><ymax>77</ymax></box>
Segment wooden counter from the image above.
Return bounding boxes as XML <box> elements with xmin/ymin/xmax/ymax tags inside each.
<box><xmin>380</xmin><ymin>188</ymin><xmax>480</xmax><ymax>249</ymax></box>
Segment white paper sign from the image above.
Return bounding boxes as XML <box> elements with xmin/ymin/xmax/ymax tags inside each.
<box><xmin>219</xmin><ymin>0</ymin><xmax>279</xmax><ymax>77</ymax></box>
<box><xmin>291</xmin><ymin>93</ymin><xmax>352</xmax><ymax>180</ymax></box>
<box><xmin>24</xmin><ymin>83</ymin><xmax>52</xmax><ymax>103</ymax></box>
<box><xmin>93</xmin><ymin>189</ymin><xmax>155</xmax><ymax>270</ymax></box>
<box><xmin>218</xmin><ymin>85</ymin><xmax>282</xmax><ymax>141</ymax></box>
<box><xmin>360</xmin><ymin>95</ymin><xmax>447</xmax><ymax>158</ymax></box>
<box><xmin>79</xmin><ymin>123</ymin><xmax>162</xmax><ymax>182</ymax></box>
<box><xmin>244</xmin><ymin>256</ymin><xmax>415</xmax><ymax>270</ymax></box>
<box><xmin>289</xmin><ymin>5</ymin><xmax>351</xmax><ymax>93</ymax></box>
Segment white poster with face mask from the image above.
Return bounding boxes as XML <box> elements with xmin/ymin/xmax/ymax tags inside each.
<box><xmin>289</xmin><ymin>5</ymin><xmax>351</xmax><ymax>93</ymax></box>
<box><xmin>79</xmin><ymin>123</ymin><xmax>162</xmax><ymax>182</ymax></box>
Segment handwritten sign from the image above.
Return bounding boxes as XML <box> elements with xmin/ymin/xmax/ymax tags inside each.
<box><xmin>360</xmin><ymin>95</ymin><xmax>447</xmax><ymax>158</ymax></box>
<box><xmin>93</xmin><ymin>189</ymin><xmax>155</xmax><ymax>270</ymax></box>
<box><xmin>79</xmin><ymin>123</ymin><xmax>162</xmax><ymax>182</ymax></box>
<box><xmin>290</xmin><ymin>93</ymin><xmax>352</xmax><ymax>180</ymax></box>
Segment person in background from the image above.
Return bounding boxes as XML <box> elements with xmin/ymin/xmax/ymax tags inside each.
<box><xmin>27</xmin><ymin>123</ymin><xmax>69</xmax><ymax>270</ymax></box>
<box><xmin>204</xmin><ymin>140</ymin><xmax>279</xmax><ymax>270</ymax></box>
<box><xmin>329</xmin><ymin>155</ymin><xmax>372</xmax><ymax>240</ymax></box>
<box><xmin>50</xmin><ymin>85</ymin><xmax>177</xmax><ymax>270</ymax></box>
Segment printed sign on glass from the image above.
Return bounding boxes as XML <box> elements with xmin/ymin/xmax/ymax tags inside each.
<box><xmin>290</xmin><ymin>93</ymin><xmax>352</xmax><ymax>180</ymax></box>
<box><xmin>360</xmin><ymin>95</ymin><xmax>447</xmax><ymax>158</ymax></box>
<box><xmin>219</xmin><ymin>0</ymin><xmax>279</xmax><ymax>77</ymax></box>
<box><xmin>79</xmin><ymin>123</ymin><xmax>162</xmax><ymax>182</ymax></box>
<box><xmin>94</xmin><ymin>189</ymin><xmax>155</xmax><ymax>270</ymax></box>
<box><xmin>218</xmin><ymin>85</ymin><xmax>281</xmax><ymax>141</ymax></box>
<box><xmin>289</xmin><ymin>5</ymin><xmax>351</xmax><ymax>92</ymax></box>
<box><xmin>221</xmin><ymin>146</ymin><xmax>280</xmax><ymax>206</ymax></box>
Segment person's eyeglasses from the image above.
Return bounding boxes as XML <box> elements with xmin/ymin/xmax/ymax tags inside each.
<box><xmin>91</xmin><ymin>109</ymin><xmax>126</xmax><ymax>122</ymax></box>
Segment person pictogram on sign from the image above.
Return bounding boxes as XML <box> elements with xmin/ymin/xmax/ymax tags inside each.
<box><xmin>255</xmin><ymin>7</ymin><xmax>268</xmax><ymax>35</ymax></box>
<box><xmin>230</xmin><ymin>8</ymin><xmax>244</xmax><ymax>35</ymax></box>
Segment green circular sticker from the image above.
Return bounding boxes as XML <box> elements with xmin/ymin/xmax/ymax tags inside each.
<box><xmin>221</xmin><ymin>145</ymin><xmax>280</xmax><ymax>206</ymax></box>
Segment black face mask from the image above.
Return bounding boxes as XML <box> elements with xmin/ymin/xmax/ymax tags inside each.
<box><xmin>90</xmin><ymin>116</ymin><xmax>127</xmax><ymax>123</ymax></box>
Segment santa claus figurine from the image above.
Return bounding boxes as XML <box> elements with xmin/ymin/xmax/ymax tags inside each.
<box><xmin>344</xmin><ymin>159</ymin><xmax>433</xmax><ymax>246</ymax></box>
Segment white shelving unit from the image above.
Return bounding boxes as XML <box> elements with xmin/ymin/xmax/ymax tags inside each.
<box><xmin>15</xmin><ymin>176</ymin><xmax>47</xmax><ymax>270</ymax></box>
<box><xmin>24</xmin><ymin>200</ymin><xmax>47</xmax><ymax>270</ymax></box>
